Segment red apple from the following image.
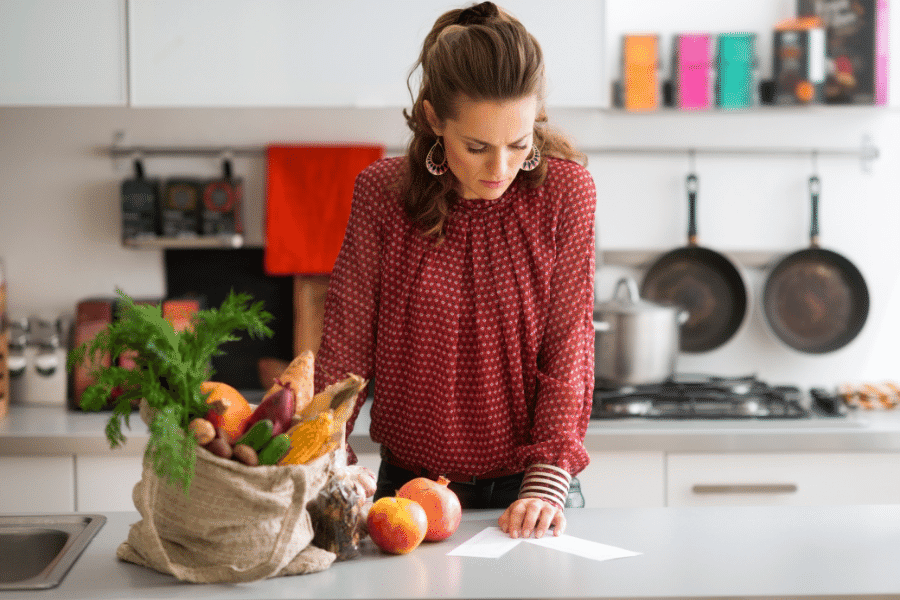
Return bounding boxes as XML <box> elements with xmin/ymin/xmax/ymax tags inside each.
<box><xmin>366</xmin><ymin>497</ymin><xmax>428</xmax><ymax>555</ymax></box>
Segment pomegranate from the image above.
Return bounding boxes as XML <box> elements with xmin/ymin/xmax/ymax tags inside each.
<box><xmin>397</xmin><ymin>476</ymin><xmax>462</xmax><ymax>542</ymax></box>
<box><xmin>366</xmin><ymin>497</ymin><xmax>428</xmax><ymax>555</ymax></box>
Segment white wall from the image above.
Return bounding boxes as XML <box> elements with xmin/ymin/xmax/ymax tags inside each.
<box><xmin>1</xmin><ymin>105</ymin><xmax>897</xmax><ymax>390</ymax></box>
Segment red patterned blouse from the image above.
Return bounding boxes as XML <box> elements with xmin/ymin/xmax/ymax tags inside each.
<box><xmin>314</xmin><ymin>156</ymin><xmax>596</xmax><ymax>508</ymax></box>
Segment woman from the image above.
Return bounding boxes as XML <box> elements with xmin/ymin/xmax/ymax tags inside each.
<box><xmin>314</xmin><ymin>1</ymin><xmax>596</xmax><ymax>539</ymax></box>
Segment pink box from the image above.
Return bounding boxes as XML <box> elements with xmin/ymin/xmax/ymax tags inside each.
<box><xmin>676</xmin><ymin>34</ymin><xmax>712</xmax><ymax>109</ymax></box>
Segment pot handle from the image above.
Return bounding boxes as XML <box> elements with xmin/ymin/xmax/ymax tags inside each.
<box><xmin>613</xmin><ymin>277</ymin><xmax>641</xmax><ymax>304</ymax></box>
<box><xmin>593</xmin><ymin>320</ymin><xmax>611</xmax><ymax>332</ymax></box>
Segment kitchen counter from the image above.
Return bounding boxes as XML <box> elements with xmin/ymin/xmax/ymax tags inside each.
<box><xmin>3</xmin><ymin>401</ymin><xmax>900</xmax><ymax>456</ymax></box>
<box><xmin>8</xmin><ymin>504</ymin><xmax>900</xmax><ymax>600</ymax></box>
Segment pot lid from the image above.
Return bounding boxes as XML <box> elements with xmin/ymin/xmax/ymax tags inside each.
<box><xmin>595</xmin><ymin>277</ymin><xmax>681</xmax><ymax>316</ymax></box>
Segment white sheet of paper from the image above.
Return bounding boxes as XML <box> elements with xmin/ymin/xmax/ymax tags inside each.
<box><xmin>448</xmin><ymin>527</ymin><xmax>641</xmax><ymax>562</ymax></box>
<box><xmin>525</xmin><ymin>534</ymin><xmax>642</xmax><ymax>562</ymax></box>
<box><xmin>446</xmin><ymin>526</ymin><xmax>522</xmax><ymax>558</ymax></box>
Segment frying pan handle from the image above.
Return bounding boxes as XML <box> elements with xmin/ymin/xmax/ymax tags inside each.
<box><xmin>686</xmin><ymin>173</ymin><xmax>699</xmax><ymax>245</ymax></box>
<box><xmin>809</xmin><ymin>175</ymin><xmax>821</xmax><ymax>247</ymax></box>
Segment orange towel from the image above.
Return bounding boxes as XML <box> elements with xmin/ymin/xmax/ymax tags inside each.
<box><xmin>264</xmin><ymin>145</ymin><xmax>384</xmax><ymax>275</ymax></box>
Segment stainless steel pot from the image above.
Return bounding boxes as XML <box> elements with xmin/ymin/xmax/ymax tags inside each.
<box><xmin>594</xmin><ymin>277</ymin><xmax>688</xmax><ymax>386</ymax></box>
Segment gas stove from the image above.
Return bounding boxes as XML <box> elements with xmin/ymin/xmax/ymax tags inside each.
<box><xmin>591</xmin><ymin>374</ymin><xmax>817</xmax><ymax>420</ymax></box>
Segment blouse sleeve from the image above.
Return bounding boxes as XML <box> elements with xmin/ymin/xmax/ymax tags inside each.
<box><xmin>516</xmin><ymin>164</ymin><xmax>596</xmax><ymax>507</ymax></box>
<box><xmin>313</xmin><ymin>164</ymin><xmax>385</xmax><ymax>463</ymax></box>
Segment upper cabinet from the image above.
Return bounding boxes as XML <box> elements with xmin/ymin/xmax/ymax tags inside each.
<box><xmin>0</xmin><ymin>0</ymin><xmax>127</xmax><ymax>106</ymax></box>
<box><xmin>2</xmin><ymin>0</ymin><xmax>894</xmax><ymax>109</ymax></box>
<box><xmin>127</xmin><ymin>0</ymin><xmax>604</xmax><ymax>108</ymax></box>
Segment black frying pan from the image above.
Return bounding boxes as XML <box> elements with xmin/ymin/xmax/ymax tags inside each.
<box><xmin>641</xmin><ymin>173</ymin><xmax>749</xmax><ymax>353</ymax></box>
<box><xmin>762</xmin><ymin>176</ymin><xmax>870</xmax><ymax>354</ymax></box>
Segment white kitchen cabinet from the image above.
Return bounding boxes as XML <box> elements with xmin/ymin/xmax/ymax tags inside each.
<box><xmin>0</xmin><ymin>0</ymin><xmax>127</xmax><ymax>106</ymax></box>
<box><xmin>580</xmin><ymin>451</ymin><xmax>666</xmax><ymax>508</ymax></box>
<box><xmin>667</xmin><ymin>452</ymin><xmax>900</xmax><ymax>507</ymax></box>
<box><xmin>75</xmin><ymin>455</ymin><xmax>144</xmax><ymax>513</ymax></box>
<box><xmin>127</xmin><ymin>0</ymin><xmax>604</xmax><ymax>107</ymax></box>
<box><xmin>0</xmin><ymin>456</ymin><xmax>74</xmax><ymax>513</ymax></box>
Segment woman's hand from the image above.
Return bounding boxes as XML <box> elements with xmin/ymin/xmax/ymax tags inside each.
<box><xmin>498</xmin><ymin>497</ymin><xmax>565</xmax><ymax>539</ymax></box>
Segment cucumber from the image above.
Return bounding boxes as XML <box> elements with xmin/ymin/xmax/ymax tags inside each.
<box><xmin>236</xmin><ymin>419</ymin><xmax>274</xmax><ymax>451</ymax></box>
<box><xmin>257</xmin><ymin>433</ymin><xmax>291</xmax><ymax>466</ymax></box>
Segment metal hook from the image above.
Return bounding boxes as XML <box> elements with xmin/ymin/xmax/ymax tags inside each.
<box><xmin>810</xmin><ymin>150</ymin><xmax>819</xmax><ymax>178</ymax></box>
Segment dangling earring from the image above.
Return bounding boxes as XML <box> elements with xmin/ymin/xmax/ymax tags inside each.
<box><xmin>425</xmin><ymin>138</ymin><xmax>449</xmax><ymax>176</ymax></box>
<box><xmin>520</xmin><ymin>144</ymin><xmax>541</xmax><ymax>171</ymax></box>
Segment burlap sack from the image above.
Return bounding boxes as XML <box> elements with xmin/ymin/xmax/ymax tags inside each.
<box><xmin>116</xmin><ymin>444</ymin><xmax>337</xmax><ymax>583</ymax></box>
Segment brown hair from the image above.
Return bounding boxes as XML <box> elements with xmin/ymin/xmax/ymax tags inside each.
<box><xmin>400</xmin><ymin>1</ymin><xmax>585</xmax><ymax>241</ymax></box>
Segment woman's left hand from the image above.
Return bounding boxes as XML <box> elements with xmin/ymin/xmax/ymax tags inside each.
<box><xmin>498</xmin><ymin>497</ymin><xmax>565</xmax><ymax>539</ymax></box>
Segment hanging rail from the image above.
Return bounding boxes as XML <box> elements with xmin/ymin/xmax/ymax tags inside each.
<box><xmin>103</xmin><ymin>136</ymin><xmax>879</xmax><ymax>170</ymax></box>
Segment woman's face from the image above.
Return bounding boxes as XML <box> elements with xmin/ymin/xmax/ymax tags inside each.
<box><xmin>427</xmin><ymin>95</ymin><xmax>538</xmax><ymax>200</ymax></box>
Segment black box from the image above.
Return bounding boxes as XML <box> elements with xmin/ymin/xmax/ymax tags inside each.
<box><xmin>160</xmin><ymin>179</ymin><xmax>202</xmax><ymax>237</ymax></box>
<box><xmin>121</xmin><ymin>176</ymin><xmax>160</xmax><ymax>242</ymax></box>
<box><xmin>773</xmin><ymin>18</ymin><xmax>828</xmax><ymax>105</ymax></box>
<box><xmin>798</xmin><ymin>0</ymin><xmax>889</xmax><ymax>105</ymax></box>
<box><xmin>200</xmin><ymin>177</ymin><xmax>243</xmax><ymax>236</ymax></box>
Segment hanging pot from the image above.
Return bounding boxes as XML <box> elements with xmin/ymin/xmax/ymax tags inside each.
<box><xmin>762</xmin><ymin>176</ymin><xmax>870</xmax><ymax>353</ymax></box>
<box><xmin>640</xmin><ymin>173</ymin><xmax>750</xmax><ymax>353</ymax></box>
<box><xmin>594</xmin><ymin>277</ymin><xmax>689</xmax><ymax>386</ymax></box>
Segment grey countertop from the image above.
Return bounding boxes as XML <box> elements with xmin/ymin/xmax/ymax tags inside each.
<box><xmin>8</xmin><ymin>504</ymin><xmax>900</xmax><ymax>600</ymax></box>
<box><xmin>3</xmin><ymin>401</ymin><xmax>900</xmax><ymax>456</ymax></box>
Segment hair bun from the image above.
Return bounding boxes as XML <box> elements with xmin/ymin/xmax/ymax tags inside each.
<box><xmin>456</xmin><ymin>1</ymin><xmax>502</xmax><ymax>26</ymax></box>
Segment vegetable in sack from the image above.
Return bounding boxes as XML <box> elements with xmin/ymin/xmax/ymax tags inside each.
<box><xmin>202</xmin><ymin>381</ymin><xmax>254</xmax><ymax>443</ymax></box>
<box><xmin>279</xmin><ymin>411</ymin><xmax>334</xmax><ymax>465</ymax></box>
<box><xmin>257</xmin><ymin>433</ymin><xmax>291</xmax><ymax>465</ymax></box>
<box><xmin>262</xmin><ymin>351</ymin><xmax>315</xmax><ymax>415</ymax></box>
<box><xmin>67</xmin><ymin>289</ymin><xmax>274</xmax><ymax>493</ymax></box>
<box><xmin>232</xmin><ymin>443</ymin><xmax>259</xmax><ymax>466</ymax></box>
<box><xmin>243</xmin><ymin>384</ymin><xmax>295</xmax><ymax>436</ymax></box>
<box><xmin>189</xmin><ymin>418</ymin><xmax>216</xmax><ymax>446</ymax></box>
<box><xmin>236</xmin><ymin>419</ymin><xmax>275</xmax><ymax>452</ymax></box>
<box><xmin>204</xmin><ymin>426</ymin><xmax>233</xmax><ymax>459</ymax></box>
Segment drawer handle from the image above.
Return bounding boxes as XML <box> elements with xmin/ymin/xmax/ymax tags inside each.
<box><xmin>692</xmin><ymin>484</ymin><xmax>798</xmax><ymax>495</ymax></box>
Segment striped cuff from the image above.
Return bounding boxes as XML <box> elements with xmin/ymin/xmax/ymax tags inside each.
<box><xmin>518</xmin><ymin>464</ymin><xmax>571</xmax><ymax>509</ymax></box>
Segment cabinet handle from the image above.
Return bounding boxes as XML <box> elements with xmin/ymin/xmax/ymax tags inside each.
<box><xmin>692</xmin><ymin>483</ymin><xmax>798</xmax><ymax>495</ymax></box>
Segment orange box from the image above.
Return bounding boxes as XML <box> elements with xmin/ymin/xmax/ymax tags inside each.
<box><xmin>623</xmin><ymin>34</ymin><xmax>660</xmax><ymax>111</ymax></box>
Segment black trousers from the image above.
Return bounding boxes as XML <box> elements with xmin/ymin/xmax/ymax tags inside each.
<box><xmin>374</xmin><ymin>460</ymin><xmax>585</xmax><ymax>509</ymax></box>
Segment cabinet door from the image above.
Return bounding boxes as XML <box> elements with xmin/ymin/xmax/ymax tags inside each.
<box><xmin>128</xmin><ymin>0</ymin><xmax>603</xmax><ymax>107</ymax></box>
<box><xmin>75</xmin><ymin>455</ymin><xmax>144</xmax><ymax>512</ymax></box>
<box><xmin>667</xmin><ymin>452</ymin><xmax>900</xmax><ymax>507</ymax></box>
<box><xmin>0</xmin><ymin>0</ymin><xmax>126</xmax><ymax>105</ymax></box>
<box><xmin>580</xmin><ymin>451</ymin><xmax>665</xmax><ymax>508</ymax></box>
<box><xmin>0</xmin><ymin>456</ymin><xmax>74</xmax><ymax>512</ymax></box>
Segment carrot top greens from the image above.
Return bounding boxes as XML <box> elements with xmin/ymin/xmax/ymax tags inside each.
<box><xmin>68</xmin><ymin>289</ymin><xmax>274</xmax><ymax>493</ymax></box>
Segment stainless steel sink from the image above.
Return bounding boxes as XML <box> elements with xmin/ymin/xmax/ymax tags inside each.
<box><xmin>0</xmin><ymin>514</ymin><xmax>106</xmax><ymax>590</ymax></box>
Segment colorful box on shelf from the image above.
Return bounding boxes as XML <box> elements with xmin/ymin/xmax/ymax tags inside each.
<box><xmin>716</xmin><ymin>33</ymin><xmax>758</xmax><ymax>109</ymax></box>
<box><xmin>798</xmin><ymin>0</ymin><xmax>889</xmax><ymax>105</ymax></box>
<box><xmin>673</xmin><ymin>34</ymin><xmax>713</xmax><ymax>110</ymax></box>
<box><xmin>772</xmin><ymin>17</ymin><xmax>827</xmax><ymax>105</ymax></box>
<box><xmin>620</xmin><ymin>34</ymin><xmax>660</xmax><ymax>112</ymax></box>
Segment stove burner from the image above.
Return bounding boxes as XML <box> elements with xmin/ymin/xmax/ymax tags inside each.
<box><xmin>592</xmin><ymin>374</ymin><xmax>810</xmax><ymax>420</ymax></box>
